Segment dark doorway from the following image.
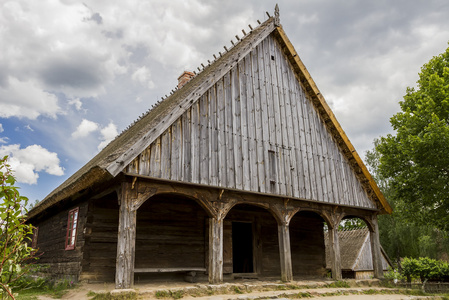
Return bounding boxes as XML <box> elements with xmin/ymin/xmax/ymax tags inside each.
<box><xmin>232</xmin><ymin>222</ymin><xmax>254</xmax><ymax>273</ymax></box>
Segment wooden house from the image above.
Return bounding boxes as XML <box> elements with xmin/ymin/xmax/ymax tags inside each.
<box><xmin>325</xmin><ymin>228</ymin><xmax>392</xmax><ymax>279</ymax></box>
<box><xmin>27</xmin><ymin>6</ymin><xmax>392</xmax><ymax>289</ymax></box>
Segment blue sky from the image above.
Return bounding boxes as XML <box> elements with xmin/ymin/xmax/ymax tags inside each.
<box><xmin>1</xmin><ymin>0</ymin><xmax>449</xmax><ymax>203</ymax></box>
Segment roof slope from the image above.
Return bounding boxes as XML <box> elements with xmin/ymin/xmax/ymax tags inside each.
<box><xmin>28</xmin><ymin>9</ymin><xmax>391</xmax><ymax>219</ymax></box>
<box><xmin>325</xmin><ymin>228</ymin><xmax>392</xmax><ymax>271</ymax></box>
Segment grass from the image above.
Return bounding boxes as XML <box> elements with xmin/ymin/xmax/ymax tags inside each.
<box><xmin>15</xmin><ymin>279</ymin><xmax>77</xmax><ymax>300</ymax></box>
<box><xmin>87</xmin><ymin>291</ymin><xmax>137</xmax><ymax>300</ymax></box>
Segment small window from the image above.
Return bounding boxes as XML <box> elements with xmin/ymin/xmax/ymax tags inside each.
<box><xmin>31</xmin><ymin>227</ymin><xmax>39</xmax><ymax>249</ymax></box>
<box><xmin>65</xmin><ymin>207</ymin><xmax>79</xmax><ymax>250</ymax></box>
<box><xmin>268</xmin><ymin>150</ymin><xmax>277</xmax><ymax>183</ymax></box>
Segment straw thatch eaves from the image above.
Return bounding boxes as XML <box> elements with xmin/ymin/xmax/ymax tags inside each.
<box><xmin>325</xmin><ymin>228</ymin><xmax>392</xmax><ymax>272</ymax></box>
<box><xmin>28</xmin><ymin>11</ymin><xmax>391</xmax><ymax>220</ymax></box>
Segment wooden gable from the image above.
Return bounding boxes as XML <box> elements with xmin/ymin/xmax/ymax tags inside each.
<box><xmin>124</xmin><ymin>31</ymin><xmax>377</xmax><ymax>210</ymax></box>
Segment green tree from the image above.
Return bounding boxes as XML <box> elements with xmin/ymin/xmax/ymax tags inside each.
<box><xmin>375</xmin><ymin>44</ymin><xmax>449</xmax><ymax>232</ymax></box>
<box><xmin>0</xmin><ymin>156</ymin><xmax>37</xmax><ymax>299</ymax></box>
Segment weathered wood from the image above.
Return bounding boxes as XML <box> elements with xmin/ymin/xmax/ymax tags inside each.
<box><xmin>115</xmin><ymin>182</ymin><xmax>137</xmax><ymax>289</ymax></box>
<box><xmin>223</xmin><ymin>220</ymin><xmax>233</xmax><ymax>273</ymax></box>
<box><xmin>370</xmin><ymin>216</ymin><xmax>384</xmax><ymax>279</ymax></box>
<box><xmin>208</xmin><ymin>217</ymin><xmax>223</xmax><ymax>284</ymax></box>
<box><xmin>134</xmin><ymin>267</ymin><xmax>206</xmax><ymax>273</ymax></box>
<box><xmin>278</xmin><ymin>222</ymin><xmax>292</xmax><ymax>282</ymax></box>
<box><xmin>328</xmin><ymin>226</ymin><xmax>342</xmax><ymax>280</ymax></box>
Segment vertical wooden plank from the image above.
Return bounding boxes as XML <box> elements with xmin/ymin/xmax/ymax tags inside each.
<box><xmin>115</xmin><ymin>182</ymin><xmax>137</xmax><ymax>289</ymax></box>
<box><xmin>245</xmin><ymin>54</ymin><xmax>258</xmax><ymax>191</ymax></box>
<box><xmin>274</xmin><ymin>37</ymin><xmax>295</xmax><ymax>197</ymax></box>
<box><xmin>370</xmin><ymin>216</ymin><xmax>384</xmax><ymax>279</ymax></box>
<box><xmin>149</xmin><ymin>137</ymin><xmax>162</xmax><ymax>178</ymax></box>
<box><xmin>209</xmin><ymin>218</ymin><xmax>223</xmax><ymax>284</ymax></box>
<box><xmin>299</xmin><ymin>87</ymin><xmax>315</xmax><ymax>200</ymax></box>
<box><xmin>209</xmin><ymin>87</ymin><xmax>219</xmax><ymax>186</ymax></box>
<box><xmin>278</xmin><ymin>222</ymin><xmax>292</xmax><ymax>282</ymax></box>
<box><xmin>293</xmin><ymin>82</ymin><xmax>308</xmax><ymax>198</ymax></box>
<box><xmin>127</xmin><ymin>157</ymin><xmax>139</xmax><ymax>174</ymax></box>
<box><xmin>183</xmin><ymin>111</ymin><xmax>192</xmax><ymax>182</ymax></box>
<box><xmin>328</xmin><ymin>226</ymin><xmax>342</xmax><ymax>280</ymax></box>
<box><xmin>191</xmin><ymin>101</ymin><xmax>200</xmax><ymax>184</ymax></box>
<box><xmin>160</xmin><ymin>130</ymin><xmax>171</xmax><ymax>179</ymax></box>
<box><xmin>308</xmin><ymin>107</ymin><xmax>324</xmax><ymax>202</ymax></box>
<box><xmin>268</xmin><ymin>37</ymin><xmax>285</xmax><ymax>195</ymax></box>
<box><xmin>232</xmin><ymin>67</ymin><xmax>243</xmax><ymax>190</ymax></box>
<box><xmin>263</xmin><ymin>38</ymin><xmax>277</xmax><ymax>194</ymax></box>
<box><xmin>320</xmin><ymin>126</ymin><xmax>334</xmax><ymax>203</ymax></box>
<box><xmin>239</xmin><ymin>61</ymin><xmax>251</xmax><ymax>190</ymax></box>
<box><xmin>170</xmin><ymin>119</ymin><xmax>180</xmax><ymax>181</ymax></box>
<box><xmin>139</xmin><ymin>147</ymin><xmax>150</xmax><ymax>176</ymax></box>
<box><xmin>217</xmin><ymin>78</ymin><xmax>227</xmax><ymax>187</ymax></box>
<box><xmin>251</xmin><ymin>47</ymin><xmax>266</xmax><ymax>193</ymax></box>
<box><xmin>257</xmin><ymin>40</ymin><xmax>271</xmax><ymax>193</ymax></box>
<box><xmin>224</xmin><ymin>72</ymin><xmax>236</xmax><ymax>188</ymax></box>
<box><xmin>283</xmin><ymin>58</ymin><xmax>302</xmax><ymax>198</ymax></box>
<box><xmin>200</xmin><ymin>94</ymin><xmax>210</xmax><ymax>184</ymax></box>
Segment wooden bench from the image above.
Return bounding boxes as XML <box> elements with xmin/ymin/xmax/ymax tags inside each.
<box><xmin>134</xmin><ymin>267</ymin><xmax>207</xmax><ymax>283</ymax></box>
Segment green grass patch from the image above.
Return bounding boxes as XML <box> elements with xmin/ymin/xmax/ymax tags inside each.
<box><xmin>88</xmin><ymin>291</ymin><xmax>137</xmax><ymax>300</ymax></box>
<box><xmin>233</xmin><ymin>286</ymin><xmax>244</xmax><ymax>294</ymax></box>
<box><xmin>324</xmin><ymin>280</ymin><xmax>350</xmax><ymax>288</ymax></box>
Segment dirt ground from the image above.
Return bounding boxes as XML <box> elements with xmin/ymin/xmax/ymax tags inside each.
<box><xmin>37</xmin><ymin>279</ymin><xmax>441</xmax><ymax>300</ymax></box>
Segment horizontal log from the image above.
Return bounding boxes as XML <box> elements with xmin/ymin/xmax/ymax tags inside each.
<box><xmin>134</xmin><ymin>267</ymin><xmax>206</xmax><ymax>273</ymax></box>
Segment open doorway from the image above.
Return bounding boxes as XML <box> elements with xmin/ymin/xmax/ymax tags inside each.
<box><xmin>232</xmin><ymin>222</ymin><xmax>254</xmax><ymax>273</ymax></box>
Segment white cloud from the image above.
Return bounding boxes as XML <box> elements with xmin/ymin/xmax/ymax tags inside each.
<box><xmin>0</xmin><ymin>137</ymin><xmax>9</xmax><ymax>144</ymax></box>
<box><xmin>132</xmin><ymin>66</ymin><xmax>155</xmax><ymax>88</ymax></box>
<box><xmin>68</xmin><ymin>98</ymin><xmax>83</xmax><ymax>111</ymax></box>
<box><xmin>0</xmin><ymin>124</ymin><xmax>3</xmax><ymax>132</ymax></box>
<box><xmin>0</xmin><ymin>144</ymin><xmax>64</xmax><ymax>184</ymax></box>
<box><xmin>0</xmin><ymin>78</ymin><xmax>60</xmax><ymax>119</ymax></box>
<box><xmin>24</xmin><ymin>125</ymin><xmax>34</xmax><ymax>132</ymax></box>
<box><xmin>72</xmin><ymin>119</ymin><xmax>99</xmax><ymax>139</ymax></box>
<box><xmin>98</xmin><ymin>122</ymin><xmax>118</xmax><ymax>150</ymax></box>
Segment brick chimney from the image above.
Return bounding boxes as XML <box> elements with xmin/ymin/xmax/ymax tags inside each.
<box><xmin>177</xmin><ymin>71</ymin><xmax>195</xmax><ymax>89</ymax></box>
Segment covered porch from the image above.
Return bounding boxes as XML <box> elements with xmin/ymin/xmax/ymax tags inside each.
<box><xmin>114</xmin><ymin>175</ymin><xmax>384</xmax><ymax>289</ymax></box>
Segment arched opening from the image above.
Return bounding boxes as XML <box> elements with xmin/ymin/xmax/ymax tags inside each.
<box><xmin>223</xmin><ymin>204</ymin><xmax>280</xmax><ymax>278</ymax></box>
<box><xmin>290</xmin><ymin>210</ymin><xmax>328</xmax><ymax>279</ymax></box>
<box><xmin>329</xmin><ymin>215</ymin><xmax>387</xmax><ymax>279</ymax></box>
<box><xmin>134</xmin><ymin>193</ymin><xmax>210</xmax><ymax>282</ymax></box>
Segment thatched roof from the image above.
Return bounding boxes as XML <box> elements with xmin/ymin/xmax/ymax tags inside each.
<box><xmin>28</xmin><ymin>7</ymin><xmax>391</xmax><ymax>219</ymax></box>
<box><xmin>325</xmin><ymin>228</ymin><xmax>392</xmax><ymax>271</ymax></box>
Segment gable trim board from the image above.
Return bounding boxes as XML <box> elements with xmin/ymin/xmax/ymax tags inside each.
<box><xmin>28</xmin><ymin>15</ymin><xmax>391</xmax><ymax>220</ymax></box>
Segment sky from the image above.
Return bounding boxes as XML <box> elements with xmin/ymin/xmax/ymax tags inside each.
<box><xmin>1</xmin><ymin>0</ymin><xmax>449</xmax><ymax>203</ymax></box>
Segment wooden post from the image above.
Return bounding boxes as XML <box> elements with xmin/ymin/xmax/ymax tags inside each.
<box><xmin>208</xmin><ymin>217</ymin><xmax>223</xmax><ymax>284</ymax></box>
<box><xmin>278</xmin><ymin>222</ymin><xmax>293</xmax><ymax>282</ymax></box>
<box><xmin>115</xmin><ymin>183</ymin><xmax>137</xmax><ymax>289</ymax></box>
<box><xmin>370</xmin><ymin>216</ymin><xmax>384</xmax><ymax>279</ymax></box>
<box><xmin>328</xmin><ymin>226</ymin><xmax>342</xmax><ymax>280</ymax></box>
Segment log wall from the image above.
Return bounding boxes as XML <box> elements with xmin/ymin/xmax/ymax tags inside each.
<box><xmin>80</xmin><ymin>193</ymin><xmax>119</xmax><ymax>282</ymax></box>
<box><xmin>126</xmin><ymin>34</ymin><xmax>375</xmax><ymax>210</ymax></box>
<box><xmin>30</xmin><ymin>200</ymin><xmax>88</xmax><ymax>282</ymax></box>
<box><xmin>134</xmin><ymin>195</ymin><xmax>208</xmax><ymax>269</ymax></box>
<box><xmin>290</xmin><ymin>211</ymin><xmax>326</xmax><ymax>277</ymax></box>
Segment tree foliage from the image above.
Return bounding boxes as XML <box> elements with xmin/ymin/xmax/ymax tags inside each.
<box><xmin>374</xmin><ymin>44</ymin><xmax>449</xmax><ymax>231</ymax></box>
<box><xmin>0</xmin><ymin>156</ymin><xmax>37</xmax><ymax>299</ymax></box>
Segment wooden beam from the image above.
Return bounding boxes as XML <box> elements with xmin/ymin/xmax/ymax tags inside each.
<box><xmin>208</xmin><ymin>217</ymin><xmax>223</xmax><ymax>284</ymax></box>
<box><xmin>278</xmin><ymin>222</ymin><xmax>293</xmax><ymax>282</ymax></box>
<box><xmin>328</xmin><ymin>226</ymin><xmax>342</xmax><ymax>280</ymax></box>
<box><xmin>370</xmin><ymin>216</ymin><xmax>384</xmax><ymax>279</ymax></box>
<box><xmin>115</xmin><ymin>182</ymin><xmax>137</xmax><ymax>289</ymax></box>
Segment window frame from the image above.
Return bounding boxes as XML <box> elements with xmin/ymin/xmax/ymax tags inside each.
<box><xmin>65</xmin><ymin>207</ymin><xmax>79</xmax><ymax>251</ymax></box>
